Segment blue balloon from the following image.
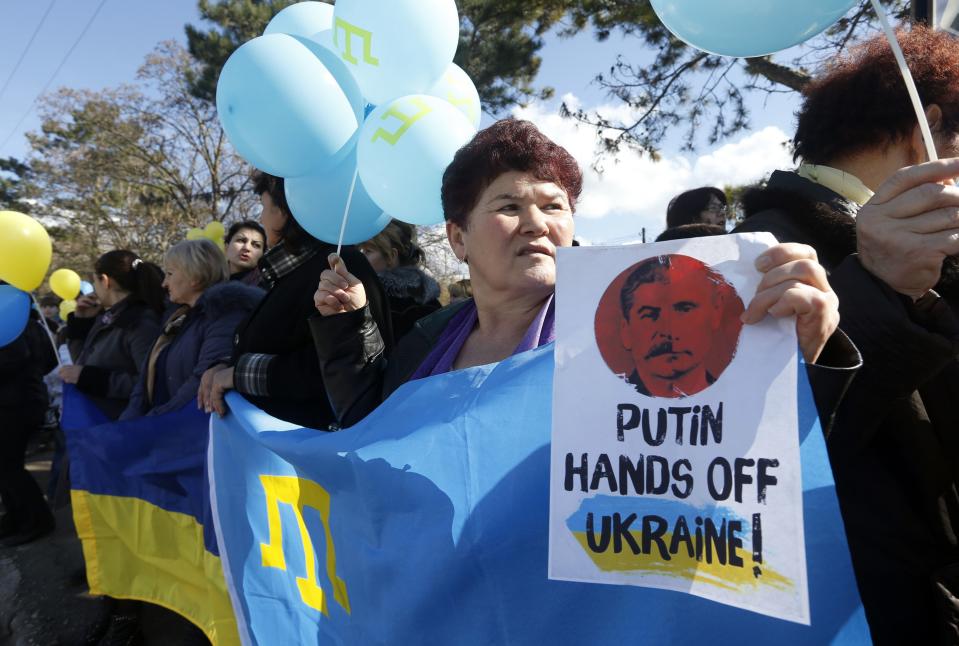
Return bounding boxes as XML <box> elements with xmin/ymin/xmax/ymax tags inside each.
<box><xmin>425</xmin><ymin>63</ymin><xmax>482</xmax><ymax>129</ymax></box>
<box><xmin>357</xmin><ymin>95</ymin><xmax>476</xmax><ymax>226</ymax></box>
<box><xmin>650</xmin><ymin>0</ymin><xmax>856</xmax><ymax>57</ymax></box>
<box><xmin>0</xmin><ymin>285</ymin><xmax>30</xmax><ymax>347</ymax></box>
<box><xmin>216</xmin><ymin>34</ymin><xmax>359</xmax><ymax>178</ymax></box>
<box><xmin>332</xmin><ymin>0</ymin><xmax>459</xmax><ymax>105</ymax></box>
<box><xmin>285</xmin><ymin>147</ymin><xmax>391</xmax><ymax>245</ymax></box>
<box><xmin>79</xmin><ymin>280</ymin><xmax>94</xmax><ymax>296</ymax></box>
<box><xmin>263</xmin><ymin>1</ymin><xmax>333</xmax><ymax>39</ymax></box>
<box><xmin>290</xmin><ymin>34</ymin><xmax>364</xmax><ymax>124</ymax></box>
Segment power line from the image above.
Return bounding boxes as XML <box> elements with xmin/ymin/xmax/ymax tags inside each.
<box><xmin>0</xmin><ymin>0</ymin><xmax>109</xmax><ymax>155</ymax></box>
<box><xmin>0</xmin><ymin>0</ymin><xmax>61</xmax><ymax>104</ymax></box>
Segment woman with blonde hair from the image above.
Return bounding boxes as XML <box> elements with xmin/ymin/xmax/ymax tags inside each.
<box><xmin>121</xmin><ymin>239</ymin><xmax>262</xmax><ymax>419</ymax></box>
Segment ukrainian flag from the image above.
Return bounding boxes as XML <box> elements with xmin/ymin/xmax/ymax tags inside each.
<box><xmin>63</xmin><ymin>385</ymin><xmax>240</xmax><ymax>646</ymax></box>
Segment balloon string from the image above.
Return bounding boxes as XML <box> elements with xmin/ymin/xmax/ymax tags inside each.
<box><xmin>336</xmin><ymin>167</ymin><xmax>359</xmax><ymax>258</ymax></box>
<box><xmin>869</xmin><ymin>0</ymin><xmax>938</xmax><ymax>162</ymax></box>
<box><xmin>30</xmin><ymin>293</ymin><xmax>63</xmax><ymax>367</ymax></box>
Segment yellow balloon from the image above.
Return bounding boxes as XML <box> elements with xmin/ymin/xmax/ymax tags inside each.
<box><xmin>0</xmin><ymin>211</ymin><xmax>52</xmax><ymax>291</ymax></box>
<box><xmin>49</xmin><ymin>268</ymin><xmax>81</xmax><ymax>300</ymax></box>
<box><xmin>204</xmin><ymin>220</ymin><xmax>226</xmax><ymax>241</ymax></box>
<box><xmin>186</xmin><ymin>227</ymin><xmax>205</xmax><ymax>241</ymax></box>
<box><xmin>60</xmin><ymin>299</ymin><xmax>77</xmax><ymax>319</ymax></box>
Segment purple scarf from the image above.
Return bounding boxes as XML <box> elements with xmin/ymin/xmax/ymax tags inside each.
<box><xmin>409</xmin><ymin>294</ymin><xmax>555</xmax><ymax>381</ymax></box>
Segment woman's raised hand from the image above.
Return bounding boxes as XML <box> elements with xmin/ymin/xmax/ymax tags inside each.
<box><xmin>314</xmin><ymin>253</ymin><xmax>367</xmax><ymax>316</ymax></box>
<box><xmin>741</xmin><ymin>242</ymin><xmax>839</xmax><ymax>364</ymax></box>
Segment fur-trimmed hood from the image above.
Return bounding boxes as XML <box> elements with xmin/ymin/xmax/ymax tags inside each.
<box><xmin>196</xmin><ymin>280</ymin><xmax>264</xmax><ymax>317</ymax></box>
<box><xmin>378</xmin><ymin>266</ymin><xmax>440</xmax><ymax>306</ymax></box>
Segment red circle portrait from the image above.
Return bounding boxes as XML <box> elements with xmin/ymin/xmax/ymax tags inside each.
<box><xmin>594</xmin><ymin>254</ymin><xmax>745</xmax><ymax>398</ymax></box>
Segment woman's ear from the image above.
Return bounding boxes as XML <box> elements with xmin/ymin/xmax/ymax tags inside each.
<box><xmin>447</xmin><ymin>221</ymin><xmax>467</xmax><ymax>263</ymax></box>
<box><xmin>911</xmin><ymin>104</ymin><xmax>944</xmax><ymax>163</ymax></box>
<box><xmin>927</xmin><ymin>104</ymin><xmax>944</xmax><ymax>133</ymax></box>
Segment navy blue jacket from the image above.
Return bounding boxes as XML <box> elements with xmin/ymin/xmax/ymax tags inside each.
<box><xmin>121</xmin><ymin>282</ymin><xmax>263</xmax><ymax>420</ymax></box>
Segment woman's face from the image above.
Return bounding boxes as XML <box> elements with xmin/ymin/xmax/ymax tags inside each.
<box><xmin>259</xmin><ymin>192</ymin><xmax>288</xmax><ymax>248</ymax></box>
<box><xmin>700</xmin><ymin>194</ymin><xmax>726</xmax><ymax>226</ymax></box>
<box><xmin>447</xmin><ymin>170</ymin><xmax>574</xmax><ymax>303</ymax></box>
<box><xmin>358</xmin><ymin>245</ymin><xmax>388</xmax><ymax>273</ymax></box>
<box><xmin>162</xmin><ymin>262</ymin><xmax>202</xmax><ymax>306</ymax></box>
<box><xmin>92</xmin><ymin>273</ymin><xmax>109</xmax><ymax>303</ymax></box>
<box><xmin>358</xmin><ymin>243</ymin><xmax>396</xmax><ymax>273</ymax></box>
<box><xmin>226</xmin><ymin>227</ymin><xmax>265</xmax><ymax>273</ymax></box>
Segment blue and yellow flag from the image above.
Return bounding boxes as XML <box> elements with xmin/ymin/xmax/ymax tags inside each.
<box><xmin>63</xmin><ymin>386</ymin><xmax>240</xmax><ymax>646</ymax></box>
<box><xmin>210</xmin><ymin>345</ymin><xmax>871</xmax><ymax>645</ymax></box>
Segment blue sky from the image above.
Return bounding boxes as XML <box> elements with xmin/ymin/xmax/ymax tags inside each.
<box><xmin>0</xmin><ymin>0</ymin><xmax>804</xmax><ymax>241</ymax></box>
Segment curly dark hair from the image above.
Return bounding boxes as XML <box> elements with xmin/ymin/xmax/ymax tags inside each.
<box><xmin>794</xmin><ymin>25</ymin><xmax>959</xmax><ymax>164</ymax></box>
<box><xmin>441</xmin><ymin>119</ymin><xmax>583</xmax><ymax>229</ymax></box>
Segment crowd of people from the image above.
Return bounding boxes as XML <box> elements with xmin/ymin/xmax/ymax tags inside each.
<box><xmin>1</xmin><ymin>25</ymin><xmax>958</xmax><ymax>645</ymax></box>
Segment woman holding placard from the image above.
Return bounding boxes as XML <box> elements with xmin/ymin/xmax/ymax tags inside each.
<box><xmin>311</xmin><ymin>119</ymin><xmax>850</xmax><ymax>428</ymax></box>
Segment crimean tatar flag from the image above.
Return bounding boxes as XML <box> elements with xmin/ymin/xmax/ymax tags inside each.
<box><xmin>209</xmin><ymin>345</ymin><xmax>870</xmax><ymax>645</ymax></box>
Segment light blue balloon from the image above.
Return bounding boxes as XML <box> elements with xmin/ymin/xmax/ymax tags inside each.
<box><xmin>285</xmin><ymin>147</ymin><xmax>391</xmax><ymax>245</ymax></box>
<box><xmin>79</xmin><ymin>280</ymin><xmax>94</xmax><ymax>296</ymax></box>
<box><xmin>650</xmin><ymin>0</ymin><xmax>856</xmax><ymax>57</ymax></box>
<box><xmin>263</xmin><ymin>1</ymin><xmax>333</xmax><ymax>39</ymax></box>
<box><xmin>358</xmin><ymin>94</ymin><xmax>476</xmax><ymax>226</ymax></box>
<box><xmin>0</xmin><ymin>285</ymin><xmax>30</xmax><ymax>347</ymax></box>
<box><xmin>332</xmin><ymin>0</ymin><xmax>459</xmax><ymax>106</ymax></box>
<box><xmin>216</xmin><ymin>33</ymin><xmax>359</xmax><ymax>178</ymax></box>
<box><xmin>425</xmin><ymin>63</ymin><xmax>482</xmax><ymax>129</ymax></box>
<box><xmin>290</xmin><ymin>34</ymin><xmax>364</xmax><ymax>124</ymax></box>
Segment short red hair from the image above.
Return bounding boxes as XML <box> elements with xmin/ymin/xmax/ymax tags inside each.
<box><xmin>441</xmin><ymin>119</ymin><xmax>583</xmax><ymax>228</ymax></box>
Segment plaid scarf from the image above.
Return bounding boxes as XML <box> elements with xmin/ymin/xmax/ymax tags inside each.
<box><xmin>258</xmin><ymin>239</ymin><xmax>322</xmax><ymax>290</ymax></box>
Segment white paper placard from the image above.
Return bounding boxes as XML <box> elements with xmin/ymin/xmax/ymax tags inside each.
<box><xmin>548</xmin><ymin>233</ymin><xmax>809</xmax><ymax>625</ymax></box>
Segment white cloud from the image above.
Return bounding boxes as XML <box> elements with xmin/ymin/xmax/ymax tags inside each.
<box><xmin>511</xmin><ymin>95</ymin><xmax>794</xmax><ymax>243</ymax></box>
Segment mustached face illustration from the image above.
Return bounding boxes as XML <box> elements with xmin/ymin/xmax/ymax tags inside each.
<box><xmin>615</xmin><ymin>255</ymin><xmax>735</xmax><ymax>398</ymax></box>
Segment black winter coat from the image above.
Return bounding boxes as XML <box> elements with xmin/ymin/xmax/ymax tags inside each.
<box><xmin>65</xmin><ymin>298</ymin><xmax>162</xmax><ymax>420</ymax></box>
<box><xmin>231</xmin><ymin>242</ymin><xmax>391</xmax><ymax>429</ymax></box>
<box><xmin>378</xmin><ymin>266</ymin><xmax>442</xmax><ymax>340</ymax></box>
<box><xmin>736</xmin><ymin>170</ymin><xmax>959</xmax><ymax>645</ymax></box>
<box><xmin>311</xmin><ymin>299</ymin><xmax>468</xmax><ymax>428</ymax></box>
<box><xmin>0</xmin><ymin>312</ymin><xmax>57</xmax><ymax>420</ymax></box>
